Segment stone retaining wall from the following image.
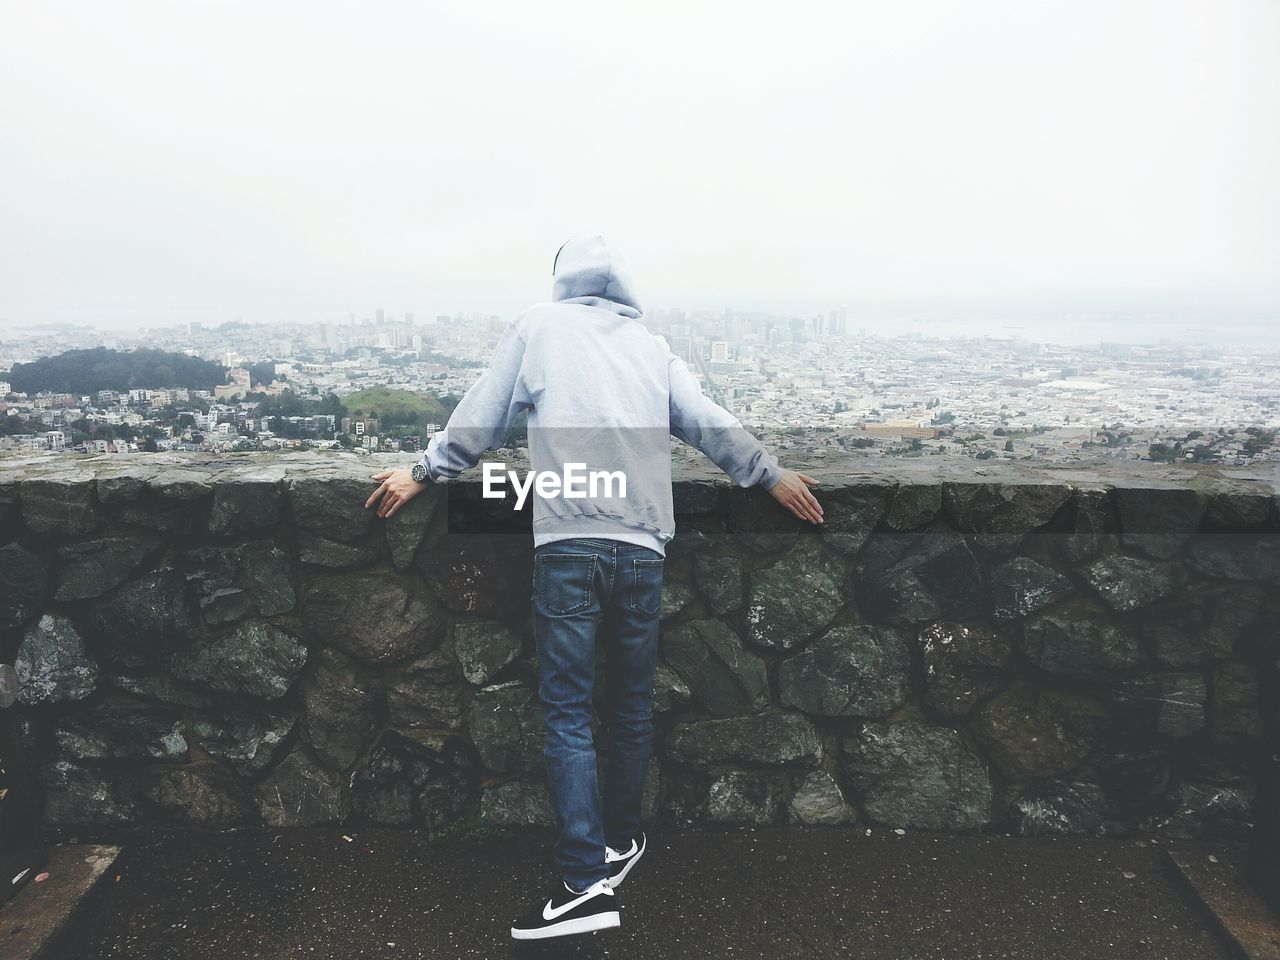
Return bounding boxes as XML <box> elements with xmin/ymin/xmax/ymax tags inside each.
<box><xmin>1</xmin><ymin>452</ymin><xmax>1277</xmax><ymax>840</ymax></box>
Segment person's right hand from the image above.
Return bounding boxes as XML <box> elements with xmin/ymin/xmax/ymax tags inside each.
<box><xmin>767</xmin><ymin>469</ymin><xmax>824</xmax><ymax>524</ymax></box>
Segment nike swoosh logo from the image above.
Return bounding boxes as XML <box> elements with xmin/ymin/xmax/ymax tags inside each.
<box><xmin>606</xmin><ymin>839</ymin><xmax>636</xmax><ymax>862</ymax></box>
<box><xmin>543</xmin><ymin>888</ymin><xmax>595</xmax><ymax>921</ymax></box>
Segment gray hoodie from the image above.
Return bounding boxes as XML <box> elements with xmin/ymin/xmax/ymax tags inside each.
<box><xmin>416</xmin><ymin>234</ymin><xmax>781</xmax><ymax>554</ymax></box>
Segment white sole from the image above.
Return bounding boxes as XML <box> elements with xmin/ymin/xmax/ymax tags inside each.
<box><xmin>511</xmin><ymin>910</ymin><xmax>620</xmax><ymax>940</ymax></box>
<box><xmin>607</xmin><ymin>835</ymin><xmax>646</xmax><ymax>888</ymax></box>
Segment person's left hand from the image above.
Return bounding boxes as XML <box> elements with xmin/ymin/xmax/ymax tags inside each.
<box><xmin>365</xmin><ymin>468</ymin><xmax>426</xmax><ymax>519</ymax></box>
<box><xmin>767</xmin><ymin>469</ymin><xmax>824</xmax><ymax>525</ymax></box>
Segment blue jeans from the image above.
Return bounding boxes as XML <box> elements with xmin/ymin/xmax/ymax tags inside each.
<box><xmin>532</xmin><ymin>537</ymin><xmax>663</xmax><ymax>892</ymax></box>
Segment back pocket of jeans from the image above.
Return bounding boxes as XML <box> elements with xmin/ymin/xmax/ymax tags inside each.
<box><xmin>536</xmin><ymin>553</ymin><xmax>596</xmax><ymax>616</ymax></box>
<box><xmin>630</xmin><ymin>558</ymin><xmax>664</xmax><ymax>616</ymax></box>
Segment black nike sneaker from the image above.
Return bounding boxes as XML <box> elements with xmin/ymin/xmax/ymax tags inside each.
<box><xmin>605</xmin><ymin>828</ymin><xmax>647</xmax><ymax>888</ymax></box>
<box><xmin>510</xmin><ymin>877</ymin><xmax>620</xmax><ymax>940</ymax></box>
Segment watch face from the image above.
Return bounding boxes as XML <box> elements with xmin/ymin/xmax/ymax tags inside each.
<box><xmin>412</xmin><ymin>463</ymin><xmax>428</xmax><ymax>482</ymax></box>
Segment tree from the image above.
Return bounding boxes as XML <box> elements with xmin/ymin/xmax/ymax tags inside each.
<box><xmin>248</xmin><ymin>361</ymin><xmax>280</xmax><ymax>388</ymax></box>
<box><xmin>1004</xmin><ymin>439</ymin><xmax>1014</xmax><ymax>452</ymax></box>
<box><xmin>8</xmin><ymin>346</ymin><xmax>226</xmax><ymax>393</ymax></box>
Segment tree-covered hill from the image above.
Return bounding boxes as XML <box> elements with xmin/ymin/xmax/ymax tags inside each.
<box><xmin>8</xmin><ymin>347</ymin><xmax>227</xmax><ymax>394</ymax></box>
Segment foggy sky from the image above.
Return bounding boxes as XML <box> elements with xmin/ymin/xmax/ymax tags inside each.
<box><xmin>2</xmin><ymin>0</ymin><xmax>1277</xmax><ymax>330</ymax></box>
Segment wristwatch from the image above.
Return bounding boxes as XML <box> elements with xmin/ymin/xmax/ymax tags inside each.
<box><xmin>411</xmin><ymin>462</ymin><xmax>430</xmax><ymax>484</ymax></box>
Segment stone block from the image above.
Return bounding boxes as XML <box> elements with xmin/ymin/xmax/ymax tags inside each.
<box><xmin>704</xmin><ymin>768</ymin><xmax>785</xmax><ymax>825</ymax></box>
<box><xmin>858</xmin><ymin>531</ymin><xmax>982</xmax><ymax>625</ymax></box>
<box><xmin>990</xmin><ymin>557</ymin><xmax>1073</xmax><ymax>620</ymax></box>
<box><xmin>85</xmin><ymin>568</ymin><xmax>200</xmax><ymax>668</ymax></box>
<box><xmin>16</xmin><ymin>614</ymin><xmax>98</xmax><ymax>705</ymax></box>
<box><xmin>1116</xmin><ymin>486</ymin><xmax>1205</xmax><ymax>559</ymax></box>
<box><xmin>746</xmin><ymin>546</ymin><xmax>848</xmax><ymax>650</ymax></box>
<box><xmin>386</xmin><ymin>647</ymin><xmax>465</xmax><ymax>732</ymax></box>
<box><xmin>208</xmin><ymin>476</ymin><xmax>282</xmax><ymax>534</ymax></box>
<box><xmin>1014</xmin><ymin>780</ymin><xmax>1117</xmax><ymax>837</ymax></box>
<box><xmin>193</xmin><ymin>707</ymin><xmax>295</xmax><ymax>776</ymax></box>
<box><xmin>302</xmin><ymin>648</ymin><xmax>382</xmax><ymax>771</ymax></box>
<box><xmin>480</xmin><ymin>778</ymin><xmax>554</xmax><ymax>827</ymax></box>
<box><xmin>138</xmin><ymin>763</ymin><xmax>255</xmax><ymax>827</ymax></box>
<box><xmin>454</xmin><ymin>619</ymin><xmax>523</xmax><ymax>686</ymax></box>
<box><xmin>694</xmin><ymin>555</ymin><xmax>744</xmax><ymax>615</ymax></box>
<box><xmin>20</xmin><ymin>477</ymin><xmax>98</xmax><ymax>535</ymax></box>
<box><xmin>666</xmin><ymin>714</ymin><xmax>820</xmax><ymax>768</ymax></box>
<box><xmin>660</xmin><ymin>619</ymin><xmax>769</xmax><ymax>716</ymax></box>
<box><xmin>55</xmin><ymin>536</ymin><xmax>159</xmax><ymax>601</ymax></box>
<box><xmin>778</xmin><ymin>625</ymin><xmax>911</xmax><ymax>718</ymax></box>
<box><xmin>41</xmin><ymin>761</ymin><xmax>137</xmax><ymax>828</ymax></box>
<box><xmin>167</xmin><ymin>620</ymin><xmax>308</xmax><ymax>699</ymax></box>
<box><xmin>788</xmin><ymin>769</ymin><xmax>857</xmax><ymax>825</ymax></box>
<box><xmin>919</xmin><ymin>621</ymin><xmax>1010</xmax><ymax>719</ymax></box>
<box><xmin>1185</xmin><ymin>533</ymin><xmax>1280</xmax><ymax>581</ymax></box>
<box><xmin>884</xmin><ymin>483</ymin><xmax>942</xmax><ymax>531</ymax></box>
<box><xmin>840</xmin><ymin>720</ymin><xmax>992</xmax><ymax>831</ymax></box>
<box><xmin>54</xmin><ymin>703</ymin><xmax>188</xmax><ymax>761</ymax></box>
<box><xmin>183</xmin><ymin>542</ymin><xmax>295</xmax><ymax>622</ymax></box>
<box><xmin>302</xmin><ymin>570</ymin><xmax>445</xmax><ymax>664</ymax></box>
<box><xmin>973</xmin><ymin>684</ymin><xmax>1108</xmax><ymax>781</ymax></box>
<box><xmin>1020</xmin><ymin>605</ymin><xmax>1143</xmax><ymax>681</ymax></box>
<box><xmin>351</xmin><ymin>731</ymin><xmax>476</xmax><ymax>829</ymax></box>
<box><xmin>1083</xmin><ymin>555</ymin><xmax>1183</xmax><ymax>612</ymax></box>
<box><xmin>465</xmin><ymin>679</ymin><xmax>543</xmax><ymax>774</ymax></box>
<box><xmin>0</xmin><ymin>542</ymin><xmax>49</xmax><ymax>633</ymax></box>
<box><xmin>287</xmin><ymin>474</ymin><xmax>374</xmax><ymax>542</ymax></box>
<box><xmin>1114</xmin><ymin>673</ymin><xmax>1207</xmax><ymax>740</ymax></box>
<box><xmin>256</xmin><ymin>747</ymin><xmax>351</xmax><ymax>827</ymax></box>
<box><xmin>386</xmin><ymin>485</ymin><xmax>442</xmax><ymax>569</ymax></box>
<box><xmin>943</xmin><ymin>481</ymin><xmax>1071</xmax><ymax>550</ymax></box>
<box><xmin>418</xmin><ymin>535</ymin><xmax>532</xmax><ymax>619</ymax></box>
<box><xmin>820</xmin><ymin>483</ymin><xmax>892</xmax><ymax>555</ymax></box>
<box><xmin>652</xmin><ymin>663</ymin><xmax>692</xmax><ymax>714</ymax></box>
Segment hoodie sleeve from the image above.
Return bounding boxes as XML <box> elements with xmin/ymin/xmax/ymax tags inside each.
<box><xmin>666</xmin><ymin>349</ymin><xmax>782</xmax><ymax>490</ymax></box>
<box><xmin>417</xmin><ymin>322</ymin><xmax>532</xmax><ymax>480</ymax></box>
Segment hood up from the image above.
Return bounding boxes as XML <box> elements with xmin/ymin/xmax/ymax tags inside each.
<box><xmin>551</xmin><ymin>234</ymin><xmax>643</xmax><ymax>318</ymax></box>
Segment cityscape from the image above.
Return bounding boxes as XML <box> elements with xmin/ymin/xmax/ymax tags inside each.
<box><xmin>2</xmin><ymin>307</ymin><xmax>1278</xmax><ymax>467</ymax></box>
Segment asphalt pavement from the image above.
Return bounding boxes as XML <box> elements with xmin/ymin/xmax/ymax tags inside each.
<box><xmin>51</xmin><ymin>824</ymin><xmax>1238</xmax><ymax>960</ymax></box>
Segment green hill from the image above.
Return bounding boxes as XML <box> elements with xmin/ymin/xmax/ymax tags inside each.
<box><xmin>8</xmin><ymin>347</ymin><xmax>226</xmax><ymax>394</ymax></box>
<box><xmin>341</xmin><ymin>388</ymin><xmax>449</xmax><ymax>432</ymax></box>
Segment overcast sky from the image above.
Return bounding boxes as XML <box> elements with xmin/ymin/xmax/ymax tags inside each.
<box><xmin>2</xmin><ymin>0</ymin><xmax>1277</xmax><ymax>330</ymax></box>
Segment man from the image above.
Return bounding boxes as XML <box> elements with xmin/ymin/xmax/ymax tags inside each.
<box><xmin>365</xmin><ymin>234</ymin><xmax>823</xmax><ymax>940</ymax></box>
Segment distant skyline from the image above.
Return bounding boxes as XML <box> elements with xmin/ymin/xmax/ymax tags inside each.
<box><xmin>2</xmin><ymin>1</ymin><xmax>1277</xmax><ymax>332</ymax></box>
<box><xmin>8</xmin><ymin>310</ymin><xmax>1279</xmax><ymax>352</ymax></box>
